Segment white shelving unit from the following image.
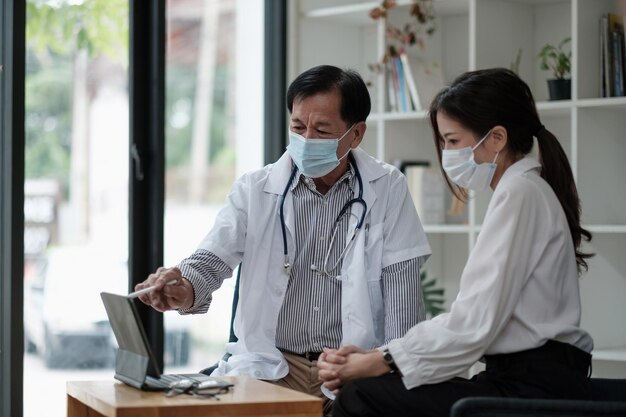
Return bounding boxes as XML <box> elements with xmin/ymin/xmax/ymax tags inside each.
<box><xmin>289</xmin><ymin>0</ymin><xmax>626</xmax><ymax>378</ymax></box>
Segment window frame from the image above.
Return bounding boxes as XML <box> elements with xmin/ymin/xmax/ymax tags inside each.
<box><xmin>1</xmin><ymin>1</ymin><xmax>26</xmax><ymax>416</ymax></box>
<box><xmin>129</xmin><ymin>0</ymin><xmax>167</xmax><ymax>373</ymax></box>
<box><xmin>264</xmin><ymin>0</ymin><xmax>287</xmax><ymax>164</ymax></box>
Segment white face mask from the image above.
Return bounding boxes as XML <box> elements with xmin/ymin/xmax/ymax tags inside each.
<box><xmin>441</xmin><ymin>130</ymin><xmax>498</xmax><ymax>192</ymax></box>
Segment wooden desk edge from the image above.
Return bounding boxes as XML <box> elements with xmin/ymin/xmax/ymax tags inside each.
<box><xmin>67</xmin><ymin>379</ymin><xmax>323</xmax><ymax>417</ymax></box>
<box><xmin>67</xmin><ymin>381</ymin><xmax>115</xmax><ymax>417</ymax></box>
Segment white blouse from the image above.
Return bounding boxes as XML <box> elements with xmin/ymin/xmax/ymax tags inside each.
<box><xmin>387</xmin><ymin>156</ymin><xmax>594</xmax><ymax>390</ymax></box>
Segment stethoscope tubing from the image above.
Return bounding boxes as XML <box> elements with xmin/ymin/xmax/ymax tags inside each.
<box><xmin>279</xmin><ymin>152</ymin><xmax>366</xmax><ymax>275</ymax></box>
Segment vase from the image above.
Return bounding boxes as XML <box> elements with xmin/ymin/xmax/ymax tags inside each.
<box><xmin>547</xmin><ymin>79</ymin><xmax>571</xmax><ymax>100</ymax></box>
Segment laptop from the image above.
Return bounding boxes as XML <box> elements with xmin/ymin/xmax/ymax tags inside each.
<box><xmin>100</xmin><ymin>291</ymin><xmax>232</xmax><ymax>391</ymax></box>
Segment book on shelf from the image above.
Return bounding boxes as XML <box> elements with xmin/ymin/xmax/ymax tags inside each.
<box><xmin>611</xmin><ymin>14</ymin><xmax>625</xmax><ymax>96</ymax></box>
<box><xmin>384</xmin><ymin>54</ymin><xmax>445</xmax><ymax>112</ymax></box>
<box><xmin>385</xmin><ymin>60</ymin><xmax>397</xmax><ymax>112</ymax></box>
<box><xmin>601</xmin><ymin>13</ymin><xmax>626</xmax><ymax>97</ymax></box>
<box><xmin>394</xmin><ymin>57</ymin><xmax>410</xmax><ymax>112</ymax></box>
<box><xmin>402</xmin><ymin>54</ymin><xmax>445</xmax><ymax>111</ymax></box>
<box><xmin>400</xmin><ymin>53</ymin><xmax>422</xmax><ymax>111</ymax></box>
<box><xmin>386</xmin><ymin>59</ymin><xmax>401</xmax><ymax>112</ymax></box>
<box><xmin>614</xmin><ymin>30</ymin><xmax>624</xmax><ymax>96</ymax></box>
<box><xmin>397</xmin><ymin>161</ymin><xmax>446</xmax><ymax>225</ymax></box>
<box><xmin>601</xmin><ymin>16</ymin><xmax>607</xmax><ymax>97</ymax></box>
<box><xmin>621</xmin><ymin>21</ymin><xmax>626</xmax><ymax>97</ymax></box>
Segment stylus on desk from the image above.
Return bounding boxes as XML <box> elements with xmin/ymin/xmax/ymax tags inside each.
<box><xmin>128</xmin><ymin>279</ymin><xmax>177</xmax><ymax>299</ymax></box>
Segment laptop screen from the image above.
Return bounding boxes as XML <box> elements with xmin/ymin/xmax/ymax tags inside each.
<box><xmin>100</xmin><ymin>291</ymin><xmax>161</xmax><ymax>378</ymax></box>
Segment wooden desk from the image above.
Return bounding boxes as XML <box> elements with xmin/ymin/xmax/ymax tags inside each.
<box><xmin>67</xmin><ymin>377</ymin><xmax>323</xmax><ymax>417</ymax></box>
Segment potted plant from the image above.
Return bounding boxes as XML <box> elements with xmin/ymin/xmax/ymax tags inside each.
<box><xmin>538</xmin><ymin>37</ymin><xmax>571</xmax><ymax>100</ymax></box>
<box><xmin>509</xmin><ymin>48</ymin><xmax>523</xmax><ymax>75</ymax></box>
<box><xmin>420</xmin><ymin>270</ymin><xmax>445</xmax><ymax>318</ymax></box>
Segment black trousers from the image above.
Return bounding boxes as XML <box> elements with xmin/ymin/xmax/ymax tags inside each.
<box><xmin>332</xmin><ymin>340</ymin><xmax>592</xmax><ymax>417</ymax></box>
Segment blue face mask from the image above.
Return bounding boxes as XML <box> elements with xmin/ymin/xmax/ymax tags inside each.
<box><xmin>287</xmin><ymin>125</ymin><xmax>354</xmax><ymax>178</ymax></box>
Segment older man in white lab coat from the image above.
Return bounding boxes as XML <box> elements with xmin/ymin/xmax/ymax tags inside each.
<box><xmin>136</xmin><ymin>65</ymin><xmax>431</xmax><ymax>411</ymax></box>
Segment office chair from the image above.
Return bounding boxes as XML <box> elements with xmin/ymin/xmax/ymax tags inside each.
<box><xmin>590</xmin><ymin>377</ymin><xmax>626</xmax><ymax>401</ymax></box>
<box><xmin>199</xmin><ymin>266</ymin><xmax>240</xmax><ymax>376</ymax></box>
<box><xmin>451</xmin><ymin>378</ymin><xmax>626</xmax><ymax>417</ymax></box>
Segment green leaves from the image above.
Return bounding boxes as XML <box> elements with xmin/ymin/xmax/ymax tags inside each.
<box><xmin>538</xmin><ymin>36</ymin><xmax>571</xmax><ymax>80</ymax></box>
<box><xmin>509</xmin><ymin>48</ymin><xmax>522</xmax><ymax>75</ymax></box>
<box><xmin>420</xmin><ymin>270</ymin><xmax>445</xmax><ymax>318</ymax></box>
<box><xmin>27</xmin><ymin>0</ymin><xmax>128</xmax><ymax>64</ymax></box>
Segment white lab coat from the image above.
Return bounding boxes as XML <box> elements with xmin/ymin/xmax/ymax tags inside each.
<box><xmin>197</xmin><ymin>147</ymin><xmax>431</xmax><ymax>380</ymax></box>
<box><xmin>387</xmin><ymin>156</ymin><xmax>594</xmax><ymax>389</ymax></box>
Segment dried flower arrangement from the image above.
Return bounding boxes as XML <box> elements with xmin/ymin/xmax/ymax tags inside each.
<box><xmin>368</xmin><ymin>0</ymin><xmax>437</xmax><ymax>74</ymax></box>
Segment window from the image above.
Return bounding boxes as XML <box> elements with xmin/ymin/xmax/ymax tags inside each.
<box><xmin>4</xmin><ymin>1</ymin><xmax>274</xmax><ymax>416</ymax></box>
<box><xmin>162</xmin><ymin>0</ymin><xmax>264</xmax><ymax>373</ymax></box>
<box><xmin>23</xmin><ymin>1</ymin><xmax>130</xmax><ymax>415</ymax></box>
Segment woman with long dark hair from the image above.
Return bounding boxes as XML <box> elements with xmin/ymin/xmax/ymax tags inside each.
<box><xmin>317</xmin><ymin>68</ymin><xmax>594</xmax><ymax>417</ymax></box>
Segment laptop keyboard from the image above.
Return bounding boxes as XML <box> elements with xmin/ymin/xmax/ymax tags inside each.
<box><xmin>144</xmin><ymin>374</ymin><xmax>207</xmax><ymax>390</ymax></box>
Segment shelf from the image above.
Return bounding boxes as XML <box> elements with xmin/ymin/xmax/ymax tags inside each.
<box><xmin>509</xmin><ymin>0</ymin><xmax>569</xmax><ymax>4</ymax></box>
<box><xmin>294</xmin><ymin>0</ymin><xmax>626</xmax><ymax>380</ymax></box>
<box><xmin>372</xmin><ymin>111</ymin><xmax>429</xmax><ymax>122</ymax></box>
<box><xmin>302</xmin><ymin>0</ymin><xmax>469</xmax><ymax>21</ymax></box>
<box><xmin>302</xmin><ymin>2</ymin><xmax>374</xmax><ymax>25</ymax></box>
<box><xmin>593</xmin><ymin>347</ymin><xmax>626</xmax><ymax>362</ymax></box>
<box><xmin>423</xmin><ymin>224</ymin><xmax>471</xmax><ymax>234</ymax></box>
<box><xmin>535</xmin><ymin>100</ymin><xmax>572</xmax><ymax>116</ymax></box>
<box><xmin>373</xmin><ymin>97</ymin><xmax>581</xmax><ymax>120</ymax></box>
<box><xmin>304</xmin><ymin>2</ymin><xmax>373</xmax><ymax>18</ymax></box>
<box><xmin>585</xmin><ymin>225</ymin><xmax>626</xmax><ymax>234</ymax></box>
<box><xmin>576</xmin><ymin>97</ymin><xmax>626</xmax><ymax>110</ymax></box>
<box><xmin>371</xmin><ymin>95</ymin><xmax>626</xmax><ymax>120</ymax></box>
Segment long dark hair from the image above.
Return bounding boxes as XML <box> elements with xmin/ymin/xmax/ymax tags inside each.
<box><xmin>429</xmin><ymin>68</ymin><xmax>592</xmax><ymax>273</ymax></box>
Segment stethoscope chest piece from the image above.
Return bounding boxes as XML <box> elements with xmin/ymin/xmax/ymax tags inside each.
<box><xmin>283</xmin><ymin>256</ymin><xmax>292</xmax><ymax>275</ymax></box>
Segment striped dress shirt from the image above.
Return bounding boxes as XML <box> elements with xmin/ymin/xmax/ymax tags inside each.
<box><xmin>178</xmin><ymin>163</ymin><xmax>425</xmax><ymax>353</ymax></box>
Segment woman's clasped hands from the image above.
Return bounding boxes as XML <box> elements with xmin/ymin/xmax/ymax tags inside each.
<box><xmin>317</xmin><ymin>345</ymin><xmax>391</xmax><ymax>395</ymax></box>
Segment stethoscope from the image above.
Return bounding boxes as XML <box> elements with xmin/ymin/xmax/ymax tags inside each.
<box><xmin>279</xmin><ymin>152</ymin><xmax>367</xmax><ymax>277</ymax></box>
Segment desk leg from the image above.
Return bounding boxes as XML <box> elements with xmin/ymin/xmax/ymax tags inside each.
<box><xmin>67</xmin><ymin>395</ymin><xmax>105</xmax><ymax>417</ymax></box>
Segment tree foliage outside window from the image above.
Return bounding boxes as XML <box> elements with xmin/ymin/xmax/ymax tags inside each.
<box><xmin>25</xmin><ymin>57</ymin><xmax>72</xmax><ymax>188</ymax></box>
<box><xmin>25</xmin><ymin>0</ymin><xmax>127</xmax><ymax>187</ymax></box>
<box><xmin>26</xmin><ymin>0</ymin><xmax>128</xmax><ymax>61</ymax></box>
<box><xmin>165</xmin><ymin>1</ymin><xmax>236</xmax><ymax>204</ymax></box>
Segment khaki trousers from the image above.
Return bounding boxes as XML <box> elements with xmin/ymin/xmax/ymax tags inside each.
<box><xmin>266</xmin><ymin>352</ymin><xmax>333</xmax><ymax>416</ymax></box>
